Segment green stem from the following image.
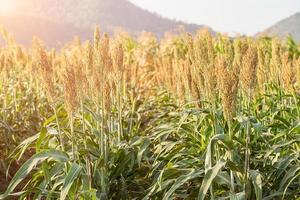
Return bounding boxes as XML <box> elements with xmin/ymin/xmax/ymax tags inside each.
<box><xmin>81</xmin><ymin>102</ymin><xmax>92</xmax><ymax>190</ymax></box>
<box><xmin>52</xmin><ymin>106</ymin><xmax>63</xmax><ymax>151</ymax></box>
<box><xmin>70</xmin><ymin>112</ymin><xmax>76</xmax><ymax>160</ymax></box>
<box><xmin>117</xmin><ymin>80</ymin><xmax>123</xmax><ymax>142</ymax></box>
<box><xmin>244</xmin><ymin>88</ymin><xmax>251</xmax><ymax>193</ymax></box>
<box><xmin>129</xmin><ymin>93</ymin><xmax>136</xmax><ymax>138</ymax></box>
<box><xmin>228</xmin><ymin>122</ymin><xmax>235</xmax><ymax>193</ymax></box>
<box><xmin>292</xmin><ymin>90</ymin><xmax>300</xmax><ymax>118</ymax></box>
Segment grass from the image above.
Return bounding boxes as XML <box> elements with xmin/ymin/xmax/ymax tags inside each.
<box><xmin>0</xmin><ymin>28</ymin><xmax>300</xmax><ymax>199</ymax></box>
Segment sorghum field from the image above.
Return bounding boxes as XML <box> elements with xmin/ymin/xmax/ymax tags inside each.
<box><xmin>0</xmin><ymin>27</ymin><xmax>300</xmax><ymax>199</ymax></box>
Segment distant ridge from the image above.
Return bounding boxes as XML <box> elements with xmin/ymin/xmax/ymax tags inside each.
<box><xmin>0</xmin><ymin>0</ymin><xmax>214</xmax><ymax>47</ymax></box>
<box><xmin>257</xmin><ymin>12</ymin><xmax>300</xmax><ymax>42</ymax></box>
<box><xmin>0</xmin><ymin>14</ymin><xmax>91</xmax><ymax>47</ymax></box>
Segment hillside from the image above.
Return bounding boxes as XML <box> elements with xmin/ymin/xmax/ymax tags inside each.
<box><xmin>14</xmin><ymin>0</ymin><xmax>210</xmax><ymax>35</ymax></box>
<box><xmin>258</xmin><ymin>12</ymin><xmax>300</xmax><ymax>42</ymax></box>
<box><xmin>0</xmin><ymin>14</ymin><xmax>91</xmax><ymax>47</ymax></box>
<box><xmin>0</xmin><ymin>0</ymin><xmax>212</xmax><ymax>47</ymax></box>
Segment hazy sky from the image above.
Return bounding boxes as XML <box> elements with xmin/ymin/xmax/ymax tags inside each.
<box><xmin>129</xmin><ymin>0</ymin><xmax>300</xmax><ymax>35</ymax></box>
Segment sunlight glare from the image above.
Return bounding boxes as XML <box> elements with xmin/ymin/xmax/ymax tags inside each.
<box><xmin>0</xmin><ymin>0</ymin><xmax>14</xmax><ymax>14</ymax></box>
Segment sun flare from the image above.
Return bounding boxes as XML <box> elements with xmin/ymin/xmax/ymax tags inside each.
<box><xmin>0</xmin><ymin>0</ymin><xmax>14</xmax><ymax>14</ymax></box>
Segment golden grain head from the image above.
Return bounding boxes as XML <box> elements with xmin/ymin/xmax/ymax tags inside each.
<box><xmin>217</xmin><ymin>56</ymin><xmax>240</xmax><ymax>122</ymax></box>
<box><xmin>296</xmin><ymin>57</ymin><xmax>300</xmax><ymax>87</ymax></box>
<box><xmin>112</xmin><ymin>43</ymin><xmax>124</xmax><ymax>72</ymax></box>
<box><xmin>74</xmin><ymin>60</ymin><xmax>89</xmax><ymax>100</ymax></box>
<box><xmin>282</xmin><ymin>52</ymin><xmax>296</xmax><ymax>90</ymax></box>
<box><xmin>86</xmin><ymin>41</ymin><xmax>94</xmax><ymax>69</ymax></box>
<box><xmin>38</xmin><ymin>48</ymin><xmax>56</xmax><ymax>99</ymax></box>
<box><xmin>256</xmin><ymin>44</ymin><xmax>270</xmax><ymax>89</ymax></box>
<box><xmin>103</xmin><ymin>79</ymin><xmax>112</xmax><ymax>113</ymax></box>
<box><xmin>63</xmin><ymin>66</ymin><xmax>78</xmax><ymax>113</ymax></box>
<box><xmin>0</xmin><ymin>54</ymin><xmax>5</xmax><ymax>73</ymax></box>
<box><xmin>94</xmin><ymin>26</ymin><xmax>101</xmax><ymax>50</ymax></box>
<box><xmin>241</xmin><ymin>44</ymin><xmax>258</xmax><ymax>93</ymax></box>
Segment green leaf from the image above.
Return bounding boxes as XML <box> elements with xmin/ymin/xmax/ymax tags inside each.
<box><xmin>198</xmin><ymin>161</ymin><xmax>226</xmax><ymax>200</ymax></box>
<box><xmin>250</xmin><ymin>170</ymin><xmax>262</xmax><ymax>200</ymax></box>
<box><xmin>264</xmin><ymin>138</ymin><xmax>300</xmax><ymax>159</ymax></box>
<box><xmin>164</xmin><ymin>169</ymin><xmax>204</xmax><ymax>199</ymax></box>
<box><xmin>282</xmin><ymin>173</ymin><xmax>300</xmax><ymax>200</ymax></box>
<box><xmin>215</xmin><ymin>171</ymin><xmax>231</xmax><ymax>186</ymax></box>
<box><xmin>36</xmin><ymin>127</ymin><xmax>47</xmax><ymax>152</ymax></box>
<box><xmin>263</xmin><ymin>192</ymin><xmax>285</xmax><ymax>200</ymax></box>
<box><xmin>60</xmin><ymin>163</ymin><xmax>82</xmax><ymax>200</ymax></box>
<box><xmin>230</xmin><ymin>192</ymin><xmax>246</xmax><ymax>200</ymax></box>
<box><xmin>137</xmin><ymin>138</ymin><xmax>150</xmax><ymax>167</ymax></box>
<box><xmin>205</xmin><ymin>134</ymin><xmax>226</xmax><ymax>173</ymax></box>
<box><xmin>36</xmin><ymin>162</ymin><xmax>65</xmax><ymax>199</ymax></box>
<box><xmin>11</xmin><ymin>133</ymin><xmax>40</xmax><ymax>160</ymax></box>
<box><xmin>279</xmin><ymin>166</ymin><xmax>300</xmax><ymax>190</ymax></box>
<box><xmin>2</xmin><ymin>150</ymin><xmax>69</xmax><ymax>199</ymax></box>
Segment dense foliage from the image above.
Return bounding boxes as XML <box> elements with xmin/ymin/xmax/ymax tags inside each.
<box><xmin>0</xmin><ymin>28</ymin><xmax>300</xmax><ymax>199</ymax></box>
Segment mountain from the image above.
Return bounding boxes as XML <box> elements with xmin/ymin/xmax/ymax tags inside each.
<box><xmin>0</xmin><ymin>14</ymin><xmax>91</xmax><ymax>47</ymax></box>
<box><xmin>258</xmin><ymin>12</ymin><xmax>300</xmax><ymax>42</ymax></box>
<box><xmin>0</xmin><ymin>0</ymin><xmax>212</xmax><ymax>47</ymax></box>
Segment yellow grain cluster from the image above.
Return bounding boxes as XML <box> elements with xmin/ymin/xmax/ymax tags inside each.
<box><xmin>0</xmin><ymin>27</ymin><xmax>299</xmax><ymax>122</ymax></box>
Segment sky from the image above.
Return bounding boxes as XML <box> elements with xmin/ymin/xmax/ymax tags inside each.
<box><xmin>129</xmin><ymin>0</ymin><xmax>300</xmax><ymax>36</ymax></box>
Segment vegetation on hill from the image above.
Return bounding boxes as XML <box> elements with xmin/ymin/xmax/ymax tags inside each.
<box><xmin>0</xmin><ymin>0</ymin><xmax>214</xmax><ymax>47</ymax></box>
<box><xmin>0</xmin><ymin>14</ymin><xmax>91</xmax><ymax>47</ymax></box>
<box><xmin>258</xmin><ymin>12</ymin><xmax>300</xmax><ymax>42</ymax></box>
